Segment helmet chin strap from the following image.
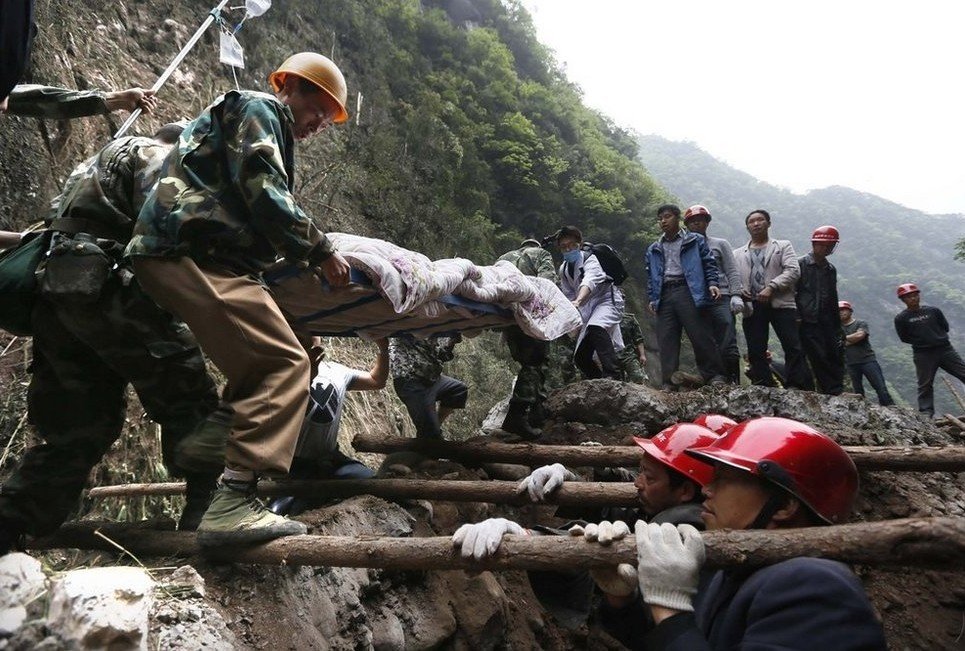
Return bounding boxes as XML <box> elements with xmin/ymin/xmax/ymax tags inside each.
<box><xmin>748</xmin><ymin>493</ymin><xmax>786</xmax><ymax>530</ymax></box>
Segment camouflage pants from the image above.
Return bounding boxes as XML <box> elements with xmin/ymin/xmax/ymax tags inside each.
<box><xmin>0</xmin><ymin>274</ymin><xmax>219</xmax><ymax>536</ymax></box>
<box><xmin>619</xmin><ymin>352</ymin><xmax>648</xmax><ymax>384</ymax></box>
<box><xmin>506</xmin><ymin>326</ymin><xmax>549</xmax><ymax>407</ymax></box>
<box><xmin>545</xmin><ymin>336</ymin><xmax>577</xmax><ymax>390</ymax></box>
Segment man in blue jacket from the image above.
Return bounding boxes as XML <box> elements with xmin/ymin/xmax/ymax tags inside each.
<box><xmin>645</xmin><ymin>205</ymin><xmax>726</xmax><ymax>389</ymax></box>
<box><xmin>622</xmin><ymin>417</ymin><xmax>887</xmax><ymax>650</ymax></box>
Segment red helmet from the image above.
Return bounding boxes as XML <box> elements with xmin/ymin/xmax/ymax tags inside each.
<box><xmin>811</xmin><ymin>225</ymin><xmax>840</xmax><ymax>243</ymax></box>
<box><xmin>692</xmin><ymin>413</ymin><xmax>738</xmax><ymax>436</ymax></box>
<box><xmin>683</xmin><ymin>204</ymin><xmax>712</xmax><ymax>222</ymax></box>
<box><xmin>838</xmin><ymin>300</ymin><xmax>852</xmax><ymax>311</ymax></box>
<box><xmin>633</xmin><ymin>423</ymin><xmax>720</xmax><ymax>487</ymax></box>
<box><xmin>896</xmin><ymin>283</ymin><xmax>919</xmax><ymax>298</ymax></box>
<box><xmin>685</xmin><ymin>417</ymin><xmax>858</xmax><ymax>525</ymax></box>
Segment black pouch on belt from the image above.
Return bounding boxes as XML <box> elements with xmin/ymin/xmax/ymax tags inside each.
<box><xmin>39</xmin><ymin>232</ymin><xmax>114</xmax><ymax>303</ymax></box>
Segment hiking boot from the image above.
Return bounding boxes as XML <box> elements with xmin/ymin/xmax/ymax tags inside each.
<box><xmin>178</xmin><ymin>474</ymin><xmax>218</xmax><ymax>531</ymax></box>
<box><xmin>174</xmin><ymin>405</ymin><xmax>233</xmax><ymax>475</ymax></box>
<box><xmin>196</xmin><ymin>479</ymin><xmax>307</xmax><ymax>547</ymax></box>
<box><xmin>501</xmin><ymin>403</ymin><xmax>542</xmax><ymax>441</ymax></box>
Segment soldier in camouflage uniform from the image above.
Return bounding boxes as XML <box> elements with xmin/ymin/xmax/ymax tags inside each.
<box><xmin>497</xmin><ymin>239</ymin><xmax>557</xmax><ymax>439</ymax></box>
<box><xmin>390</xmin><ymin>334</ymin><xmax>467</xmax><ymax>440</ymax></box>
<box><xmin>0</xmin><ymin>120</ymin><xmax>226</xmax><ymax>556</ymax></box>
<box><xmin>1</xmin><ymin>84</ymin><xmax>157</xmax><ymax>119</ymax></box>
<box><xmin>126</xmin><ymin>52</ymin><xmax>353</xmax><ymax>547</ymax></box>
<box><xmin>617</xmin><ymin>312</ymin><xmax>649</xmax><ymax>384</ymax></box>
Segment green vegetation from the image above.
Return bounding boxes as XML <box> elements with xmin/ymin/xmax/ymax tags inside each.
<box><xmin>637</xmin><ymin>135</ymin><xmax>965</xmax><ymax>413</ymax></box>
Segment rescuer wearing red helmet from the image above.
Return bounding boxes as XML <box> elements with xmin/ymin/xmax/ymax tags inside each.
<box><xmin>450</xmin><ymin>424</ymin><xmax>720</xmax><ymax>635</ymax></box>
<box><xmin>623</xmin><ymin>417</ymin><xmax>887</xmax><ymax>649</ymax></box>
<box><xmin>795</xmin><ymin>225</ymin><xmax>843</xmax><ymax>395</ymax></box>
<box><xmin>894</xmin><ymin>283</ymin><xmax>965</xmax><ymax>417</ymax></box>
<box><xmin>683</xmin><ymin>206</ymin><xmax>745</xmax><ymax>383</ymax></box>
<box><xmin>840</xmin><ymin>300</ymin><xmax>895</xmax><ymax>406</ymax></box>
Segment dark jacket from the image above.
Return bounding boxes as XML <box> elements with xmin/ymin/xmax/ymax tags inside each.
<box><xmin>796</xmin><ymin>253</ymin><xmax>840</xmax><ymax>324</ymax></box>
<box><xmin>645</xmin><ymin>231</ymin><xmax>719</xmax><ymax>309</ymax></box>
<box><xmin>646</xmin><ymin>557</ymin><xmax>887</xmax><ymax>650</ymax></box>
<box><xmin>894</xmin><ymin>305</ymin><xmax>951</xmax><ymax>349</ymax></box>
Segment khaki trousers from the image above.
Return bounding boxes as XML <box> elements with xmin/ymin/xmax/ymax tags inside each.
<box><xmin>133</xmin><ymin>257</ymin><xmax>309</xmax><ymax>475</ymax></box>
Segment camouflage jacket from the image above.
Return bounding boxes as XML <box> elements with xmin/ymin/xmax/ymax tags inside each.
<box><xmin>126</xmin><ymin>90</ymin><xmax>334</xmax><ymax>274</ymax></box>
<box><xmin>4</xmin><ymin>85</ymin><xmax>111</xmax><ymax>119</ymax></box>
<box><xmin>619</xmin><ymin>313</ymin><xmax>645</xmax><ymax>350</ymax></box>
<box><xmin>389</xmin><ymin>335</ymin><xmax>460</xmax><ymax>382</ymax></box>
<box><xmin>47</xmin><ymin>136</ymin><xmax>172</xmax><ymax>243</ymax></box>
<box><xmin>498</xmin><ymin>245</ymin><xmax>557</xmax><ymax>282</ymax></box>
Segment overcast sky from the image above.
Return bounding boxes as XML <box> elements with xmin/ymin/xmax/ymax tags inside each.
<box><xmin>520</xmin><ymin>0</ymin><xmax>965</xmax><ymax>215</ymax></box>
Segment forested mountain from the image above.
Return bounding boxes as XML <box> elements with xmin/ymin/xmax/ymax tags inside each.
<box><xmin>637</xmin><ymin>135</ymin><xmax>965</xmax><ymax>413</ymax></box>
<box><xmin>0</xmin><ymin>0</ymin><xmax>668</xmax><ymax>441</ymax></box>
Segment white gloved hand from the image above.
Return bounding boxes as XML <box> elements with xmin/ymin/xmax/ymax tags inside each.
<box><xmin>569</xmin><ymin>521</ymin><xmax>638</xmax><ymax>597</ymax></box>
<box><xmin>729</xmin><ymin>295</ymin><xmax>745</xmax><ymax>315</ymax></box>
<box><xmin>634</xmin><ymin>521</ymin><xmax>705</xmax><ymax>612</ymax></box>
<box><xmin>452</xmin><ymin>518</ymin><xmax>528</xmax><ymax>560</ymax></box>
<box><xmin>516</xmin><ymin>463</ymin><xmax>576</xmax><ymax>502</ymax></box>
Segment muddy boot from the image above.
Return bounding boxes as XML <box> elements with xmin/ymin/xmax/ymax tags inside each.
<box><xmin>174</xmin><ymin>404</ymin><xmax>233</xmax><ymax>475</ymax></box>
<box><xmin>196</xmin><ymin>477</ymin><xmax>306</xmax><ymax>547</ymax></box>
<box><xmin>501</xmin><ymin>402</ymin><xmax>542</xmax><ymax>441</ymax></box>
<box><xmin>178</xmin><ymin>473</ymin><xmax>218</xmax><ymax>531</ymax></box>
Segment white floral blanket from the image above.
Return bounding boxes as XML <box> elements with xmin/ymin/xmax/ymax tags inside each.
<box><xmin>267</xmin><ymin>233</ymin><xmax>581</xmax><ymax>340</ymax></box>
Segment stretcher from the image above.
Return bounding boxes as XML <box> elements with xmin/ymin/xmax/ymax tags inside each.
<box><xmin>266</xmin><ymin>265</ymin><xmax>519</xmax><ymax>339</ymax></box>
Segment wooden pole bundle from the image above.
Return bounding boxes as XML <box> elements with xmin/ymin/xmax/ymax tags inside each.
<box><xmin>352</xmin><ymin>435</ymin><xmax>965</xmax><ymax>472</ymax></box>
<box><xmin>29</xmin><ymin>517</ymin><xmax>965</xmax><ymax>571</ymax></box>
<box><xmin>87</xmin><ymin>479</ymin><xmax>641</xmax><ymax>508</ymax></box>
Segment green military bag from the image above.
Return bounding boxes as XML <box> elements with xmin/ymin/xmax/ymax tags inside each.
<box><xmin>0</xmin><ymin>231</ymin><xmax>48</xmax><ymax>335</ymax></box>
<box><xmin>39</xmin><ymin>232</ymin><xmax>114</xmax><ymax>304</ymax></box>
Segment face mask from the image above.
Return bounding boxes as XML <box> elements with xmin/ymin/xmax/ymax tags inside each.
<box><xmin>563</xmin><ymin>249</ymin><xmax>582</xmax><ymax>264</ymax></box>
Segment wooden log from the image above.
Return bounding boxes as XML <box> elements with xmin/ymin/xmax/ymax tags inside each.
<box><xmin>87</xmin><ymin>479</ymin><xmax>641</xmax><ymax>508</ymax></box>
<box><xmin>942</xmin><ymin>413</ymin><xmax>965</xmax><ymax>431</ymax></box>
<box><xmin>28</xmin><ymin>517</ymin><xmax>965</xmax><ymax>570</ymax></box>
<box><xmin>352</xmin><ymin>435</ymin><xmax>965</xmax><ymax>472</ymax></box>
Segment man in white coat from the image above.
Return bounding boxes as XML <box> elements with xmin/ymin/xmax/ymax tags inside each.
<box><xmin>556</xmin><ymin>225</ymin><xmax>624</xmax><ymax>379</ymax></box>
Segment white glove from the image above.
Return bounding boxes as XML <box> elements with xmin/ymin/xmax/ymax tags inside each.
<box><xmin>634</xmin><ymin>521</ymin><xmax>705</xmax><ymax>612</ymax></box>
<box><xmin>729</xmin><ymin>295</ymin><xmax>744</xmax><ymax>315</ymax></box>
<box><xmin>569</xmin><ymin>521</ymin><xmax>637</xmax><ymax>597</ymax></box>
<box><xmin>452</xmin><ymin>518</ymin><xmax>527</xmax><ymax>560</ymax></box>
<box><xmin>516</xmin><ymin>463</ymin><xmax>576</xmax><ymax>502</ymax></box>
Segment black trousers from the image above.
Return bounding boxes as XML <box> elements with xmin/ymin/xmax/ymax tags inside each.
<box><xmin>574</xmin><ymin>325</ymin><xmax>621</xmax><ymax>379</ymax></box>
<box><xmin>393</xmin><ymin>375</ymin><xmax>468</xmax><ymax>439</ymax></box>
<box><xmin>799</xmin><ymin>321</ymin><xmax>844</xmax><ymax>395</ymax></box>
<box><xmin>655</xmin><ymin>284</ymin><xmax>723</xmax><ymax>385</ymax></box>
<box><xmin>742</xmin><ymin>304</ymin><xmax>814</xmax><ymax>390</ymax></box>
<box><xmin>913</xmin><ymin>344</ymin><xmax>965</xmax><ymax>416</ymax></box>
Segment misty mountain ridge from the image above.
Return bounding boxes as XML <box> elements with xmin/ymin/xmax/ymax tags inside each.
<box><xmin>636</xmin><ymin>134</ymin><xmax>965</xmax><ymax>413</ymax></box>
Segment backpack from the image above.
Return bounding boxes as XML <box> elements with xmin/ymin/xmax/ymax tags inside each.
<box><xmin>583</xmin><ymin>242</ymin><xmax>629</xmax><ymax>285</ymax></box>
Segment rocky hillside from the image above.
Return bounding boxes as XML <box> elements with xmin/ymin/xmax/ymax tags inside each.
<box><xmin>3</xmin><ymin>382</ymin><xmax>963</xmax><ymax>649</ymax></box>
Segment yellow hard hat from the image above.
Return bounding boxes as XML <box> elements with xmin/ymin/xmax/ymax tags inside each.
<box><xmin>268</xmin><ymin>52</ymin><xmax>349</xmax><ymax>124</ymax></box>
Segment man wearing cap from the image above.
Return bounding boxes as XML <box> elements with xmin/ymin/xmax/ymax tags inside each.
<box><xmin>894</xmin><ymin>283</ymin><xmax>965</xmax><ymax>417</ymax></box>
<box><xmin>840</xmin><ymin>301</ymin><xmax>894</xmax><ymax>406</ymax></box>
<box><xmin>589</xmin><ymin>417</ymin><xmax>887</xmax><ymax>649</ymax></box>
<box><xmin>126</xmin><ymin>52</ymin><xmax>353</xmax><ymax>546</ymax></box>
<box><xmin>645</xmin><ymin>204</ymin><xmax>726</xmax><ymax>390</ymax></box>
<box><xmin>796</xmin><ymin>226</ymin><xmax>844</xmax><ymax>394</ymax></box>
<box><xmin>450</xmin><ymin>422</ymin><xmax>720</xmax><ymax>636</ymax></box>
<box><xmin>496</xmin><ymin>239</ymin><xmax>558</xmax><ymax>438</ymax></box>
<box><xmin>682</xmin><ymin>205</ymin><xmax>744</xmax><ymax>383</ymax></box>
